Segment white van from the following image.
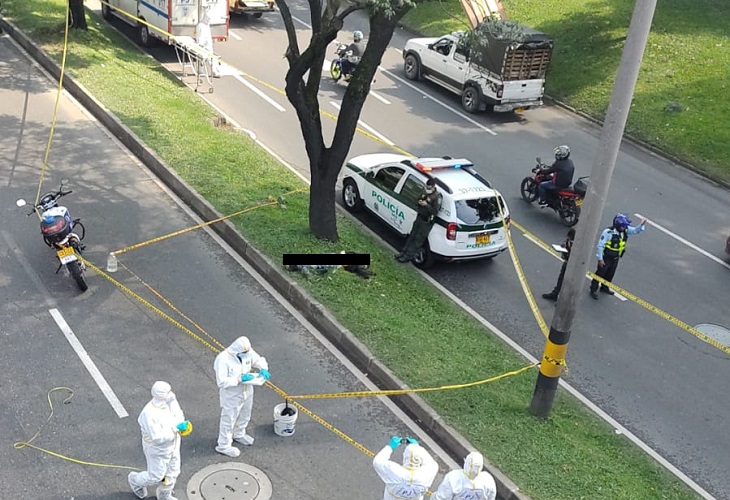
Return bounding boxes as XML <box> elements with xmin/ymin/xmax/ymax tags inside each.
<box><xmin>102</xmin><ymin>0</ymin><xmax>229</xmax><ymax>46</ymax></box>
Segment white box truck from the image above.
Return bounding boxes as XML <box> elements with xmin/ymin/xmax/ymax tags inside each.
<box><xmin>102</xmin><ymin>0</ymin><xmax>229</xmax><ymax>46</ymax></box>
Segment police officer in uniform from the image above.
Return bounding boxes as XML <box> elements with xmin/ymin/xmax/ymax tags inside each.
<box><xmin>590</xmin><ymin>213</ymin><xmax>647</xmax><ymax>300</ymax></box>
<box><xmin>397</xmin><ymin>178</ymin><xmax>442</xmax><ymax>263</ymax></box>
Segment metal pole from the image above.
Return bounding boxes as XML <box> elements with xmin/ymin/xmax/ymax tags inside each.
<box><xmin>529</xmin><ymin>0</ymin><xmax>658</xmax><ymax>418</ymax></box>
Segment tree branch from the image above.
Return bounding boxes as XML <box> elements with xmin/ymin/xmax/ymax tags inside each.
<box><xmin>335</xmin><ymin>2</ymin><xmax>366</xmax><ymax>22</ymax></box>
<box><xmin>275</xmin><ymin>0</ymin><xmax>300</xmax><ymax>61</ymax></box>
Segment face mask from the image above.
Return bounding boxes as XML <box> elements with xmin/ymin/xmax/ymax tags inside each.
<box><xmin>237</xmin><ymin>352</ymin><xmax>248</xmax><ymax>361</ymax></box>
<box><xmin>425</xmin><ymin>186</ymin><xmax>435</xmax><ymax>194</ymax></box>
<box><xmin>165</xmin><ymin>392</ymin><xmax>177</xmax><ymax>404</ymax></box>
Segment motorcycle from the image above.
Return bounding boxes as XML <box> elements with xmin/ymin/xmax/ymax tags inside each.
<box><xmin>330</xmin><ymin>42</ymin><xmax>358</xmax><ymax>82</ymax></box>
<box><xmin>520</xmin><ymin>157</ymin><xmax>590</xmax><ymax>227</ymax></box>
<box><xmin>16</xmin><ymin>180</ymin><xmax>88</xmax><ymax>291</ymax></box>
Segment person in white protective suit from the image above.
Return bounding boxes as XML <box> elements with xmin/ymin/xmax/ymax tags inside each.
<box><xmin>128</xmin><ymin>381</ymin><xmax>191</xmax><ymax>500</ymax></box>
<box><xmin>214</xmin><ymin>336</ymin><xmax>270</xmax><ymax>457</ymax></box>
<box><xmin>195</xmin><ymin>13</ymin><xmax>220</xmax><ymax>77</ymax></box>
<box><xmin>373</xmin><ymin>436</ymin><xmax>439</xmax><ymax>500</ymax></box>
<box><xmin>430</xmin><ymin>451</ymin><xmax>497</xmax><ymax>500</ymax></box>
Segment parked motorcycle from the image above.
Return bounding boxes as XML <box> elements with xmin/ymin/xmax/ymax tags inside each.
<box><xmin>330</xmin><ymin>42</ymin><xmax>358</xmax><ymax>82</ymax></box>
<box><xmin>520</xmin><ymin>157</ymin><xmax>590</xmax><ymax>227</ymax></box>
<box><xmin>16</xmin><ymin>180</ymin><xmax>88</xmax><ymax>291</ymax></box>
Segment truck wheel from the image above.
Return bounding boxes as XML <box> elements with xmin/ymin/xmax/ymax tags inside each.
<box><xmin>403</xmin><ymin>54</ymin><xmax>420</xmax><ymax>81</ymax></box>
<box><xmin>101</xmin><ymin>2</ymin><xmax>113</xmax><ymax>20</ymax></box>
<box><xmin>462</xmin><ymin>86</ymin><xmax>481</xmax><ymax>114</ymax></box>
<box><xmin>342</xmin><ymin>179</ymin><xmax>364</xmax><ymax>212</ymax></box>
<box><xmin>138</xmin><ymin>23</ymin><xmax>156</xmax><ymax>47</ymax></box>
<box><xmin>252</xmin><ymin>12</ymin><xmax>263</xmax><ymax>18</ymax></box>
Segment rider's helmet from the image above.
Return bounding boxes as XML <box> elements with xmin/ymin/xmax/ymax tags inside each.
<box><xmin>554</xmin><ymin>144</ymin><xmax>571</xmax><ymax>160</ymax></box>
<box><xmin>353</xmin><ymin>30</ymin><xmax>363</xmax><ymax>42</ymax></box>
<box><xmin>613</xmin><ymin>213</ymin><xmax>631</xmax><ymax>229</ymax></box>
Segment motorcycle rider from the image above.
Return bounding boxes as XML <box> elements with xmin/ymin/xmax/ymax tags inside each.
<box><xmin>538</xmin><ymin>145</ymin><xmax>575</xmax><ymax>206</ymax></box>
<box><xmin>340</xmin><ymin>30</ymin><xmax>365</xmax><ymax>81</ymax></box>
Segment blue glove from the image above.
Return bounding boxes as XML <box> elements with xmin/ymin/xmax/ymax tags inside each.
<box><xmin>241</xmin><ymin>373</ymin><xmax>254</xmax><ymax>382</ymax></box>
<box><xmin>405</xmin><ymin>437</ymin><xmax>418</xmax><ymax>445</ymax></box>
<box><xmin>176</xmin><ymin>421</ymin><xmax>190</xmax><ymax>432</ymax></box>
<box><xmin>259</xmin><ymin>369</ymin><xmax>271</xmax><ymax>380</ymax></box>
<box><xmin>389</xmin><ymin>436</ymin><xmax>403</xmax><ymax>450</ymax></box>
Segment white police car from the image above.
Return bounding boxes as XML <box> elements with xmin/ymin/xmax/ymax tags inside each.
<box><xmin>341</xmin><ymin>154</ymin><xmax>510</xmax><ymax>268</ymax></box>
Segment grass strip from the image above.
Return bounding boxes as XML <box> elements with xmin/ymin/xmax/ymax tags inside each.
<box><xmin>401</xmin><ymin>0</ymin><xmax>730</xmax><ymax>183</ymax></box>
<box><xmin>3</xmin><ymin>1</ymin><xmax>702</xmax><ymax>498</ymax></box>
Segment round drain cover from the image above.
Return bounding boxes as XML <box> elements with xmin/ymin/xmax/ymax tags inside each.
<box><xmin>187</xmin><ymin>462</ymin><xmax>273</xmax><ymax>500</ymax></box>
<box><xmin>694</xmin><ymin>323</ymin><xmax>730</xmax><ymax>349</ymax></box>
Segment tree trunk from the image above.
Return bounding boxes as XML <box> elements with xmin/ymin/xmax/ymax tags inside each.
<box><xmin>277</xmin><ymin>0</ymin><xmax>410</xmax><ymax>241</ymax></box>
<box><xmin>68</xmin><ymin>0</ymin><xmax>88</xmax><ymax>30</ymax></box>
<box><xmin>308</xmin><ymin>150</ymin><xmax>340</xmax><ymax>241</ymax></box>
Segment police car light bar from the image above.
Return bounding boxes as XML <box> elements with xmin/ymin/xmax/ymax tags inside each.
<box><xmin>414</xmin><ymin>158</ymin><xmax>474</xmax><ymax>172</ymax></box>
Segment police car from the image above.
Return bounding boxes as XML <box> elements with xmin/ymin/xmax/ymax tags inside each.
<box><xmin>341</xmin><ymin>154</ymin><xmax>510</xmax><ymax>268</ymax></box>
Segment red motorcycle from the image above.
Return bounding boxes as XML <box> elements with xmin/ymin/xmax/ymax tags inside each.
<box><xmin>520</xmin><ymin>157</ymin><xmax>589</xmax><ymax>227</ymax></box>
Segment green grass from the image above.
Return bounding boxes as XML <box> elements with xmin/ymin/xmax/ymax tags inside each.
<box><xmin>2</xmin><ymin>1</ymin><xmax>702</xmax><ymax>498</ymax></box>
<box><xmin>402</xmin><ymin>0</ymin><xmax>730</xmax><ymax>182</ymax></box>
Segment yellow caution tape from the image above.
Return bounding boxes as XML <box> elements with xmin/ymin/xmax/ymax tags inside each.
<box><xmin>285</xmin><ymin>364</ymin><xmax>537</xmax><ymax>400</ymax></box>
<box><xmin>112</xmin><ymin>188</ymin><xmax>307</xmax><ymax>255</ymax></box>
<box><xmin>14</xmin><ymin>387</ymin><xmax>140</xmax><ymax>471</ymax></box>
<box><xmin>33</xmin><ymin>0</ymin><xmax>71</xmax><ymax>218</ymax></box>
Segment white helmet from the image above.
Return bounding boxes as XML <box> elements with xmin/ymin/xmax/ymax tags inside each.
<box><xmin>554</xmin><ymin>144</ymin><xmax>571</xmax><ymax>160</ymax></box>
<box><xmin>353</xmin><ymin>30</ymin><xmax>363</xmax><ymax>42</ymax></box>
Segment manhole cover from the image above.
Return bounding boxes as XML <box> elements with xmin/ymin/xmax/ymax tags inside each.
<box><xmin>694</xmin><ymin>323</ymin><xmax>730</xmax><ymax>348</ymax></box>
<box><xmin>187</xmin><ymin>462</ymin><xmax>272</xmax><ymax>500</ymax></box>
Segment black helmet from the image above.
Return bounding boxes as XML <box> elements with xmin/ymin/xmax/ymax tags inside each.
<box><xmin>554</xmin><ymin>145</ymin><xmax>571</xmax><ymax>160</ymax></box>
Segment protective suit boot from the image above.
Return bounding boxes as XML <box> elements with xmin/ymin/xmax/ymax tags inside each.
<box><xmin>156</xmin><ymin>487</ymin><xmax>178</xmax><ymax>500</ymax></box>
<box><xmin>128</xmin><ymin>472</ymin><xmax>147</xmax><ymax>499</ymax></box>
<box><xmin>233</xmin><ymin>434</ymin><xmax>254</xmax><ymax>446</ymax></box>
<box><xmin>215</xmin><ymin>445</ymin><xmax>241</xmax><ymax>457</ymax></box>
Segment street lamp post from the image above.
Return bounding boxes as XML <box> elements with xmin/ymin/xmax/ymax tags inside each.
<box><xmin>529</xmin><ymin>0</ymin><xmax>658</xmax><ymax>418</ymax></box>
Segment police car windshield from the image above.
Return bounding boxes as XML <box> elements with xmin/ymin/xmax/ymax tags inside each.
<box><xmin>455</xmin><ymin>197</ymin><xmax>503</xmax><ymax>224</ymax></box>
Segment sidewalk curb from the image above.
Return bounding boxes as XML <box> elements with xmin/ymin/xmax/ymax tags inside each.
<box><xmin>0</xmin><ymin>17</ymin><xmax>527</xmax><ymax>500</ymax></box>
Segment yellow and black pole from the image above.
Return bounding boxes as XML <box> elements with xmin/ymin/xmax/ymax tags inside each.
<box><xmin>529</xmin><ymin>0</ymin><xmax>657</xmax><ymax>417</ymax></box>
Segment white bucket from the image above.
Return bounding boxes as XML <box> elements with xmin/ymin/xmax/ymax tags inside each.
<box><xmin>273</xmin><ymin>403</ymin><xmax>298</xmax><ymax>437</ymax></box>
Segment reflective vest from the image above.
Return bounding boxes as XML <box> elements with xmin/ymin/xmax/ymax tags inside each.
<box><xmin>604</xmin><ymin>228</ymin><xmax>628</xmax><ymax>258</ymax></box>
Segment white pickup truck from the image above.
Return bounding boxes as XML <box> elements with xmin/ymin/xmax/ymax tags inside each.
<box><xmin>403</xmin><ymin>29</ymin><xmax>553</xmax><ymax>113</ymax></box>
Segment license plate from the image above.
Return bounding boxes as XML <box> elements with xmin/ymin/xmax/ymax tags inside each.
<box><xmin>57</xmin><ymin>246</ymin><xmax>77</xmax><ymax>265</ymax></box>
<box><xmin>475</xmin><ymin>234</ymin><xmax>490</xmax><ymax>245</ymax></box>
<box><xmin>575</xmin><ymin>199</ymin><xmax>583</xmax><ymax>206</ymax></box>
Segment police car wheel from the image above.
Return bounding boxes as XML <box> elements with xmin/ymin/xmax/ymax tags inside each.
<box><xmin>342</xmin><ymin>180</ymin><xmax>364</xmax><ymax>212</ymax></box>
<box><xmin>412</xmin><ymin>243</ymin><xmax>435</xmax><ymax>269</ymax></box>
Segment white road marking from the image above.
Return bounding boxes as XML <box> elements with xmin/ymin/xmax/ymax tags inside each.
<box><xmin>329</xmin><ymin>101</ymin><xmax>394</xmax><ymax>145</ymax></box>
<box><xmin>368</xmin><ymin>90</ymin><xmax>391</xmax><ymax>105</ymax></box>
<box><xmin>49</xmin><ymin>308</ymin><xmax>129</xmax><ymax>418</ymax></box>
<box><xmin>228</xmin><ymin>30</ymin><xmax>243</xmax><ymax>41</ymax></box>
<box><xmin>522</xmin><ymin>232</ymin><xmax>627</xmax><ymax>301</ymax></box>
<box><xmin>635</xmin><ymin>212</ymin><xmax>730</xmax><ymax>271</ymax></box>
<box><xmin>379</xmin><ymin>66</ymin><xmax>498</xmax><ymax>136</ymax></box>
<box><xmin>233</xmin><ymin>73</ymin><xmax>286</xmax><ymax>112</ymax></box>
